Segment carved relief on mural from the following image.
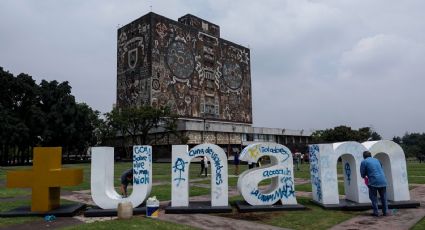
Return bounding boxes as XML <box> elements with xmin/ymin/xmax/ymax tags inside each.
<box><xmin>219</xmin><ymin>42</ymin><xmax>252</xmax><ymax>122</ymax></box>
<box><xmin>117</xmin><ymin>20</ymin><xmax>151</xmax><ymax>107</ymax></box>
<box><xmin>222</xmin><ymin>62</ymin><xmax>243</xmax><ymax>90</ymax></box>
<box><xmin>166</xmin><ymin>41</ymin><xmax>195</xmax><ymax>80</ymax></box>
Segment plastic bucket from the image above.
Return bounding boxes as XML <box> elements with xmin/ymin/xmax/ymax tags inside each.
<box><xmin>117</xmin><ymin>201</ymin><xmax>133</xmax><ymax>219</ymax></box>
<box><xmin>146</xmin><ymin>204</ymin><xmax>159</xmax><ymax>218</ymax></box>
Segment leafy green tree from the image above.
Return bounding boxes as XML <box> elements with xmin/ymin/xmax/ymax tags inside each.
<box><xmin>0</xmin><ymin>66</ymin><xmax>101</xmax><ymax>165</ymax></box>
<box><xmin>104</xmin><ymin>106</ymin><xmax>178</xmax><ymax>158</ymax></box>
<box><xmin>312</xmin><ymin>125</ymin><xmax>382</xmax><ymax>143</ymax></box>
<box><xmin>38</xmin><ymin>80</ymin><xmax>101</xmax><ymax>160</ymax></box>
<box><xmin>0</xmin><ymin>69</ymin><xmax>45</xmax><ymax>164</ymax></box>
<box><xmin>394</xmin><ymin>133</ymin><xmax>425</xmax><ymax>158</ymax></box>
<box><xmin>0</xmin><ymin>67</ymin><xmax>16</xmax><ymax>165</ymax></box>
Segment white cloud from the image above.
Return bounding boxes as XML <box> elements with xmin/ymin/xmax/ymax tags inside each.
<box><xmin>339</xmin><ymin>34</ymin><xmax>425</xmax><ymax>80</ymax></box>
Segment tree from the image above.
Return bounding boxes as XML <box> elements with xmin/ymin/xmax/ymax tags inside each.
<box><xmin>0</xmin><ymin>67</ymin><xmax>17</xmax><ymax>165</ymax></box>
<box><xmin>0</xmin><ymin>66</ymin><xmax>101</xmax><ymax>165</ymax></box>
<box><xmin>312</xmin><ymin>125</ymin><xmax>382</xmax><ymax>143</ymax></box>
<box><xmin>104</xmin><ymin>106</ymin><xmax>178</xmax><ymax>158</ymax></box>
<box><xmin>0</xmin><ymin>69</ymin><xmax>44</xmax><ymax>164</ymax></box>
<box><xmin>38</xmin><ymin>80</ymin><xmax>101</xmax><ymax>161</ymax></box>
<box><xmin>394</xmin><ymin>133</ymin><xmax>425</xmax><ymax>159</ymax></box>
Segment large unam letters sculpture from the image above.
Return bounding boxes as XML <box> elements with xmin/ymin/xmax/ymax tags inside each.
<box><xmin>238</xmin><ymin>143</ymin><xmax>297</xmax><ymax>205</ymax></box>
<box><xmin>91</xmin><ymin>146</ymin><xmax>152</xmax><ymax>209</ymax></box>
<box><xmin>7</xmin><ymin>147</ymin><xmax>83</xmax><ymax>212</ymax></box>
<box><xmin>309</xmin><ymin>140</ymin><xmax>411</xmax><ymax>207</ymax></box>
<box><xmin>170</xmin><ymin>144</ymin><xmax>229</xmax><ymax>208</ymax></box>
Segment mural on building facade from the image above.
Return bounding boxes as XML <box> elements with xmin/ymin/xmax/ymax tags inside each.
<box><xmin>117</xmin><ymin>18</ymin><xmax>151</xmax><ymax>107</ymax></box>
<box><xmin>117</xmin><ymin>13</ymin><xmax>252</xmax><ymax>124</ymax></box>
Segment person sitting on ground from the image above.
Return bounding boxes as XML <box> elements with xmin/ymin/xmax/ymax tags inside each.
<box><xmin>120</xmin><ymin>168</ymin><xmax>133</xmax><ymax>197</ymax></box>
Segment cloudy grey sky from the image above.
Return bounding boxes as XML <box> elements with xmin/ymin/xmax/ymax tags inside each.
<box><xmin>1</xmin><ymin>0</ymin><xmax>424</xmax><ymax>138</ymax></box>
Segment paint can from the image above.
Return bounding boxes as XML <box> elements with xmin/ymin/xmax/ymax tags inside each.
<box><xmin>117</xmin><ymin>201</ymin><xmax>133</xmax><ymax>219</ymax></box>
<box><xmin>146</xmin><ymin>196</ymin><xmax>159</xmax><ymax>218</ymax></box>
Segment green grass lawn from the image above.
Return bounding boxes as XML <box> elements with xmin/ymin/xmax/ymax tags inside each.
<box><xmin>412</xmin><ymin>216</ymin><xmax>425</xmax><ymax>230</ymax></box>
<box><xmin>407</xmin><ymin>162</ymin><xmax>425</xmax><ymax>184</ymax></box>
<box><xmin>0</xmin><ymin>187</ymin><xmax>30</xmax><ymax>198</ymax></box>
<box><xmin>0</xmin><ymin>199</ymin><xmax>76</xmax><ymax>227</ymax></box>
<box><xmin>62</xmin><ymin>217</ymin><xmax>198</xmax><ymax>230</ymax></box>
<box><xmin>0</xmin><ymin>200</ymin><xmax>40</xmax><ymax>227</ymax></box>
<box><xmin>293</xmin><ymin>163</ymin><xmax>311</xmax><ymax>179</ymax></box>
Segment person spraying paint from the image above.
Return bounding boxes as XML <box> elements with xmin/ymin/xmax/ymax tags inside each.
<box><xmin>120</xmin><ymin>168</ymin><xmax>133</xmax><ymax>197</ymax></box>
<box><xmin>360</xmin><ymin>151</ymin><xmax>388</xmax><ymax>217</ymax></box>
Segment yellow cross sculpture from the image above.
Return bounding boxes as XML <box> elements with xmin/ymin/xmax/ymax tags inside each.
<box><xmin>6</xmin><ymin>147</ymin><xmax>83</xmax><ymax>212</ymax></box>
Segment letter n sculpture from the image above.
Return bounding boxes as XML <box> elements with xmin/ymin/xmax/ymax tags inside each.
<box><xmin>165</xmin><ymin>144</ymin><xmax>232</xmax><ymax>213</ymax></box>
<box><xmin>309</xmin><ymin>140</ymin><xmax>420</xmax><ymax>210</ymax></box>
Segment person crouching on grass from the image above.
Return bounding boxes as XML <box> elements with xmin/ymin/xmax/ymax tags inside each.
<box><xmin>120</xmin><ymin>168</ymin><xmax>133</xmax><ymax>197</ymax></box>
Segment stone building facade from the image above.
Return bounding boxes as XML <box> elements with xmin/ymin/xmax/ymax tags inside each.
<box><xmin>117</xmin><ymin>12</ymin><xmax>251</xmax><ymax>124</ymax></box>
<box><xmin>116</xmin><ymin>12</ymin><xmax>311</xmax><ymax>159</ymax></box>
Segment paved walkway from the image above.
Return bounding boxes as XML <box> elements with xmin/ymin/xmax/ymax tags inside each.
<box><xmin>330</xmin><ymin>185</ymin><xmax>425</xmax><ymax>230</ymax></box>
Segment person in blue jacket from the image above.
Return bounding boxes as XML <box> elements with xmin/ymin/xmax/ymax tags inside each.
<box><xmin>360</xmin><ymin>151</ymin><xmax>388</xmax><ymax>216</ymax></box>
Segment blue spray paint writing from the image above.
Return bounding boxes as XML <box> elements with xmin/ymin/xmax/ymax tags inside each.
<box><xmin>310</xmin><ymin>165</ymin><xmax>319</xmax><ymax>174</ymax></box>
<box><xmin>344</xmin><ymin>162</ymin><xmax>351</xmax><ymax>185</ymax></box>
<box><xmin>188</xmin><ymin>147</ymin><xmax>223</xmax><ymax>185</ymax></box>
<box><xmin>133</xmin><ymin>170</ymin><xmax>149</xmax><ymax>185</ymax></box>
<box><xmin>260</xmin><ymin>146</ymin><xmax>286</xmax><ymax>154</ymax></box>
<box><xmin>250</xmin><ymin>177</ymin><xmax>295</xmax><ymax>202</ymax></box>
<box><xmin>260</xmin><ymin>146</ymin><xmax>290</xmax><ymax>162</ymax></box>
<box><xmin>188</xmin><ymin>148</ymin><xmax>205</xmax><ymax>157</ymax></box>
<box><xmin>134</xmin><ymin>146</ymin><xmax>151</xmax><ymax>154</ymax></box>
<box><xmin>206</xmin><ymin>147</ymin><xmax>223</xmax><ymax>185</ymax></box>
<box><xmin>312</xmin><ymin>176</ymin><xmax>322</xmax><ymax>200</ymax></box>
<box><xmin>401</xmin><ymin>165</ymin><xmax>408</xmax><ymax>184</ymax></box>
<box><xmin>133</xmin><ymin>162</ymin><xmax>145</xmax><ymax>169</ymax></box>
<box><xmin>133</xmin><ymin>156</ymin><xmax>147</xmax><ymax>161</ymax></box>
<box><xmin>133</xmin><ymin>152</ymin><xmax>150</xmax><ymax>184</ymax></box>
<box><xmin>173</xmin><ymin>158</ymin><xmax>188</xmax><ymax>186</ymax></box>
<box><xmin>263</xmin><ymin>168</ymin><xmax>291</xmax><ymax>177</ymax></box>
<box><xmin>309</xmin><ymin>145</ymin><xmax>322</xmax><ymax>201</ymax></box>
